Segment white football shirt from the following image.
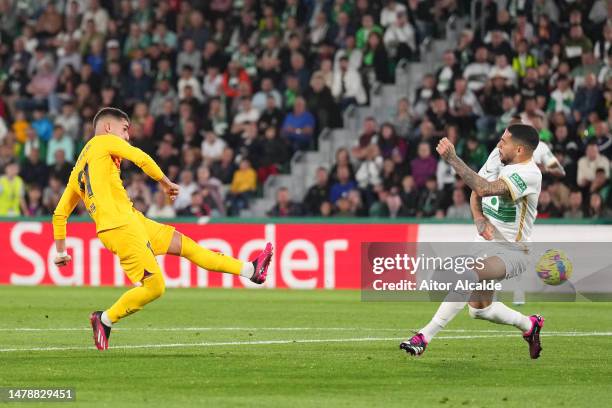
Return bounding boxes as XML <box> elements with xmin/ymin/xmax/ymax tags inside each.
<box><xmin>477</xmin><ymin>150</ymin><xmax>542</xmax><ymax>242</ymax></box>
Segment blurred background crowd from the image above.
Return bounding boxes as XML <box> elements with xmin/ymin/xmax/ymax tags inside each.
<box><xmin>0</xmin><ymin>0</ymin><xmax>611</xmax><ymax>220</ymax></box>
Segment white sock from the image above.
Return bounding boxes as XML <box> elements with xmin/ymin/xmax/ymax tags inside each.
<box><xmin>468</xmin><ymin>302</ymin><xmax>532</xmax><ymax>332</ymax></box>
<box><xmin>419</xmin><ymin>268</ymin><xmax>480</xmax><ymax>343</ymax></box>
<box><xmin>420</xmin><ymin>301</ymin><xmax>466</xmax><ymax>343</ymax></box>
<box><xmin>101</xmin><ymin>311</ymin><xmax>113</xmax><ymax>327</ymax></box>
<box><xmin>239</xmin><ymin>262</ymin><xmax>255</xmax><ymax>279</ymax></box>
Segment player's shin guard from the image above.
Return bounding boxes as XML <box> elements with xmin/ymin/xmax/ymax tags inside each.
<box><xmin>419</xmin><ymin>268</ymin><xmax>480</xmax><ymax>343</ymax></box>
<box><xmin>106</xmin><ymin>272</ymin><xmax>166</xmax><ymax>323</ymax></box>
<box><xmin>468</xmin><ymin>302</ymin><xmax>532</xmax><ymax>332</ymax></box>
<box><xmin>180</xmin><ymin>234</ymin><xmax>243</xmax><ymax>275</ymax></box>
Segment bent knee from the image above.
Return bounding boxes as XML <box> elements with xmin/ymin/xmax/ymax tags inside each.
<box><xmin>144</xmin><ymin>272</ymin><xmax>166</xmax><ymax>299</ymax></box>
<box><xmin>468</xmin><ymin>303</ymin><xmax>492</xmax><ymax>319</ymax></box>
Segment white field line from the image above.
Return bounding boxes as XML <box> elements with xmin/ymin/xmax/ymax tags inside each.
<box><xmin>1</xmin><ymin>332</ymin><xmax>612</xmax><ymax>353</ymax></box>
<box><xmin>0</xmin><ymin>327</ymin><xmax>606</xmax><ymax>335</ymax></box>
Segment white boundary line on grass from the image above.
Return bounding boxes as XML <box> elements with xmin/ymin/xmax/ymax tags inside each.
<box><xmin>1</xmin><ymin>332</ymin><xmax>612</xmax><ymax>353</ymax></box>
<box><xmin>0</xmin><ymin>327</ymin><xmax>607</xmax><ymax>334</ymax></box>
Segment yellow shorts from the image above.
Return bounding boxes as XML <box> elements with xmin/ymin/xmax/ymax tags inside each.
<box><xmin>98</xmin><ymin>210</ymin><xmax>176</xmax><ymax>283</ymax></box>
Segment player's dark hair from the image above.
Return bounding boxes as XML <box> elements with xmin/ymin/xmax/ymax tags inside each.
<box><xmin>92</xmin><ymin>107</ymin><xmax>130</xmax><ymax>130</ymax></box>
<box><xmin>509</xmin><ymin>115</ymin><xmax>522</xmax><ymax>126</ymax></box>
<box><xmin>507</xmin><ymin>124</ymin><xmax>539</xmax><ymax>152</ymax></box>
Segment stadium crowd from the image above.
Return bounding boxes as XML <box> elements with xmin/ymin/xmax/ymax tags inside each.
<box><xmin>0</xmin><ymin>0</ymin><xmax>611</xmax><ymax>220</ymax></box>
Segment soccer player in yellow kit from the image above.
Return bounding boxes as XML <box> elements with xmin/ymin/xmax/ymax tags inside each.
<box><xmin>52</xmin><ymin>108</ymin><xmax>273</xmax><ymax>351</ymax></box>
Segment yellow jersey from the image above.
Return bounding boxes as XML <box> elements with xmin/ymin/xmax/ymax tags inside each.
<box><xmin>52</xmin><ymin>134</ymin><xmax>165</xmax><ymax>240</ymax></box>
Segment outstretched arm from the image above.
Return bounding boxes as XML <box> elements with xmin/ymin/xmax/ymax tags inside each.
<box><xmin>105</xmin><ymin>136</ymin><xmax>179</xmax><ymax>201</ymax></box>
<box><xmin>543</xmin><ymin>160</ymin><xmax>566</xmax><ymax>177</ymax></box>
<box><xmin>436</xmin><ymin>138</ymin><xmax>511</xmax><ymax>198</ymax></box>
<box><xmin>52</xmin><ymin>184</ymin><xmax>81</xmax><ymax>267</ymax></box>
<box><xmin>106</xmin><ymin>136</ymin><xmax>165</xmax><ymax>181</ymax></box>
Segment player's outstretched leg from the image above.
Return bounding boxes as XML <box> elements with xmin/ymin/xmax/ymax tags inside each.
<box><xmin>400</xmin><ymin>268</ymin><xmax>480</xmax><ymax>357</ymax></box>
<box><xmin>176</xmin><ymin>233</ymin><xmax>273</xmax><ymax>284</ymax></box>
<box><xmin>469</xmin><ymin>302</ymin><xmax>543</xmax><ymax>359</ymax></box>
<box><xmin>90</xmin><ymin>311</ymin><xmax>111</xmax><ymax>351</ymax></box>
<box><xmin>400</xmin><ymin>333</ymin><xmax>428</xmax><ymax>356</ymax></box>
<box><xmin>91</xmin><ymin>272</ymin><xmax>166</xmax><ymax>350</ymax></box>
<box><xmin>523</xmin><ymin>314</ymin><xmax>544</xmax><ymax>359</ymax></box>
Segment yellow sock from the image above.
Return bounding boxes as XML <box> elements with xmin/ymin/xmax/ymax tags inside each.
<box><xmin>106</xmin><ymin>273</ymin><xmax>166</xmax><ymax>323</ymax></box>
<box><xmin>180</xmin><ymin>234</ymin><xmax>243</xmax><ymax>275</ymax></box>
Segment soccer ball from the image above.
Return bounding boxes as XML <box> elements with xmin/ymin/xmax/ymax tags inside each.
<box><xmin>535</xmin><ymin>249</ymin><xmax>573</xmax><ymax>286</ymax></box>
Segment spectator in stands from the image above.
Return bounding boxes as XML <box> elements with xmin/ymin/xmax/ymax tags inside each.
<box><xmin>537</xmin><ymin>189</ymin><xmax>562</xmax><ymax>219</ymax></box>
<box><xmin>564</xmin><ymin>189</ymin><xmax>584</xmax><ymax>219</ymax></box>
<box><xmin>464</xmin><ymin>46</ymin><xmax>491</xmax><ymax>93</ymax></box>
<box><xmin>31</xmin><ymin>108</ymin><xmax>53</xmax><ymax>142</ymax></box>
<box><xmin>195</xmin><ymin>165</ymin><xmax>225</xmax><ymax>216</ymax></box>
<box><xmin>478</xmin><ymin>73</ymin><xmax>510</xmax><ymax>141</ymax></box>
<box><xmin>381</xmin><ymin>158</ymin><xmax>402</xmax><ymax>191</ymax></box>
<box><xmin>436</xmin><ymin>50</ymin><xmax>461</xmax><ymax>96</ymax></box>
<box><xmin>226</xmin><ymin>158</ymin><xmax>257</xmax><ymax>215</ymax></box>
<box><xmin>593</xmin><ymin>121</ymin><xmax>612</xmax><ymax>159</ymax></box>
<box><xmin>281</xmin><ymin>96</ymin><xmax>316</xmax><ymax>152</ymax></box>
<box><xmin>126</xmin><ymin>173</ymin><xmax>153</xmax><ymax>210</ymax></box>
<box><xmin>303</xmin><ymin>167</ymin><xmax>330</xmax><ymax>216</ymax></box>
<box><xmin>411</xmin><ymin>142</ymin><xmax>438</xmax><ymax>189</ymax></box>
<box><xmin>564</xmin><ymin>25</ymin><xmax>593</xmax><ymax>69</ymax></box>
<box><xmin>23</xmin><ymin>184</ymin><xmax>46</xmax><ymax>216</ymax></box>
<box><xmin>356</xmin><ymin>14</ymin><xmax>383</xmax><ymax>49</ymax></box>
<box><xmin>389</xmin><ymin>97</ymin><xmax>415</xmax><ymax>139</ymax></box>
<box><xmin>268</xmin><ymin>187</ymin><xmax>303</xmax><ymax>217</ymax></box>
<box><xmin>54</xmin><ymin>101</ymin><xmax>81</xmax><ymax>140</ymax></box>
<box><xmin>211</xmin><ymin>147</ymin><xmax>236</xmax><ymax>185</ymax></box>
<box><xmin>330</xmin><ymin>165</ymin><xmax>357</xmax><ymax>204</ymax></box>
<box><xmin>417</xmin><ymin>176</ymin><xmax>444</xmax><ymax>218</ymax></box>
<box><xmin>547</xmin><ymin>74</ymin><xmax>574</xmax><ymax>115</ymax></box>
<box><xmin>377</xmin><ymin>123</ymin><xmax>406</xmax><ymax>160</ymax></box>
<box><xmin>174</xmin><ymin>169</ymin><xmax>199</xmax><ymax>212</ymax></box>
<box><xmin>363</xmin><ymin>31</ymin><xmax>392</xmax><ymax>84</ymax></box>
<box><xmin>572</xmin><ymin>73</ymin><xmax>604</xmax><ymax>125</ymax></box>
<box><xmin>46</xmin><ymin>125</ymin><xmax>74</xmax><ymax>165</ymax></box>
<box><xmin>20</xmin><ymin>148</ymin><xmax>48</xmax><ymax>188</ymax></box>
<box><xmin>398</xmin><ymin>175</ymin><xmax>418</xmax><ymax>217</ymax></box>
<box><xmin>147</xmin><ymin>190</ymin><xmax>177</xmax><ymax>218</ymax></box>
<box><xmin>383</xmin><ymin>11</ymin><xmax>416</xmax><ymax>62</ymax></box>
<box><xmin>356</xmin><ymin>144</ymin><xmax>383</xmax><ymax>190</ymax></box>
<box><xmin>489</xmin><ymin>53</ymin><xmax>517</xmax><ymax>86</ymax></box>
<box><xmin>252</xmin><ymin>77</ymin><xmax>282</xmax><ymax>113</ymax></box>
<box><xmin>577</xmin><ymin>140</ymin><xmax>610</xmax><ymax>190</ymax></box>
<box><xmin>0</xmin><ymin>161</ymin><xmax>26</xmax><ymax>216</ymax></box>
<box><xmin>258</xmin><ymin>94</ymin><xmax>284</xmax><ymax>133</ymax></box>
<box><xmin>512</xmin><ymin>39</ymin><xmax>538</xmax><ymax>78</ymax></box>
<box><xmin>257</xmin><ymin>126</ymin><xmax>289</xmax><ymax>183</ymax></box>
<box><xmin>333</xmin><ymin>56</ymin><xmax>368</xmax><ymax>110</ymax></box>
<box><xmin>177</xmin><ymin>191</ymin><xmax>208</xmax><ymax>217</ymax></box>
<box><xmin>446</xmin><ymin>188</ymin><xmax>471</xmax><ymax>219</ymax></box>
<box><xmin>306</xmin><ymin>73</ymin><xmax>342</xmax><ymax>130</ymax></box>
<box><xmin>463</xmin><ymin>136</ymin><xmax>488</xmax><ymax>170</ymax></box>
<box><xmin>201</xmin><ymin>131</ymin><xmax>226</xmax><ymax>166</ymax></box>
<box><xmin>449</xmin><ymin>77</ymin><xmax>483</xmax><ymax>133</ymax></box>
<box><xmin>49</xmin><ymin>149</ymin><xmax>71</xmax><ymax>184</ymax></box>
<box><xmin>124</xmin><ymin>61</ymin><xmax>153</xmax><ymax>108</ymax></box>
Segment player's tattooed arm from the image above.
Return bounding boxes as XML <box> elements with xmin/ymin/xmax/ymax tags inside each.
<box><xmin>436</xmin><ymin>138</ymin><xmax>510</xmax><ymax>198</ymax></box>
<box><xmin>470</xmin><ymin>192</ymin><xmax>495</xmax><ymax>240</ymax></box>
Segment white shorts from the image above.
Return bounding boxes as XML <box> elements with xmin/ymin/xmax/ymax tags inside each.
<box><xmin>470</xmin><ymin>239</ymin><xmax>531</xmax><ymax>280</ymax></box>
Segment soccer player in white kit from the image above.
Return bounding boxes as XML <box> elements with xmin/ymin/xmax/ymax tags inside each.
<box><xmin>482</xmin><ymin>118</ymin><xmax>565</xmax><ymax>305</ymax></box>
<box><xmin>401</xmin><ymin>124</ymin><xmax>545</xmax><ymax>359</ymax></box>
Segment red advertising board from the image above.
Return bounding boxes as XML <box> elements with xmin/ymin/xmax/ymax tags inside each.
<box><xmin>0</xmin><ymin>221</ymin><xmax>418</xmax><ymax>289</ymax></box>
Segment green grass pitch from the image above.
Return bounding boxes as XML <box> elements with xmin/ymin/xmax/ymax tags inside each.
<box><xmin>1</xmin><ymin>286</ymin><xmax>611</xmax><ymax>407</ymax></box>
